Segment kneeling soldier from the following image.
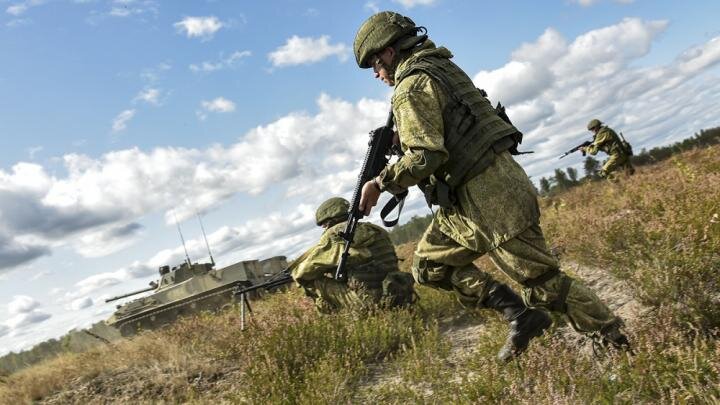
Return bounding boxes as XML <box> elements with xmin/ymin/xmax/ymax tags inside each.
<box><xmin>292</xmin><ymin>197</ymin><xmax>416</xmax><ymax>313</ymax></box>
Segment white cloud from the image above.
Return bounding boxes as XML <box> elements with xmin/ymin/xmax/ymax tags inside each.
<box><xmin>189</xmin><ymin>50</ymin><xmax>251</xmax><ymax>73</ymax></box>
<box><xmin>6</xmin><ymin>18</ymin><xmax>31</xmax><ymax>28</ymax></box>
<box><xmin>30</xmin><ymin>270</ymin><xmax>52</xmax><ymax>281</ymax></box>
<box><xmin>470</xmin><ymin>19</ymin><xmax>720</xmax><ymax>181</ymax></box>
<box><xmin>8</xmin><ymin>295</ymin><xmax>40</xmax><ymax>314</ymax></box>
<box><xmin>364</xmin><ymin>1</ymin><xmax>380</xmax><ymax>13</ymax></box>
<box><xmin>111</xmin><ymin>109</ymin><xmax>136</xmax><ymax>132</ymax></box>
<box><xmin>107</xmin><ymin>0</ymin><xmax>158</xmax><ymax>19</ymax></box>
<box><xmin>392</xmin><ymin>0</ymin><xmax>437</xmax><ymax>8</ymax></box>
<box><xmin>268</xmin><ymin>35</ymin><xmax>348</xmax><ymax>67</ymax></box>
<box><xmin>73</xmin><ymin>222</ymin><xmax>143</xmax><ymax>257</ymax></box>
<box><xmin>6</xmin><ymin>4</ymin><xmax>28</xmax><ymax>15</ymax></box>
<box><xmin>134</xmin><ymin>88</ymin><xmax>161</xmax><ymax>105</ymax></box>
<box><xmin>5</xmin><ymin>0</ymin><xmax>46</xmax><ymax>16</ymax></box>
<box><xmin>0</xmin><ymin>93</ymin><xmax>386</xmax><ymax>275</ymax></box>
<box><xmin>4</xmin><ymin>295</ymin><xmax>51</xmax><ymax>334</ymax></box>
<box><xmin>70</xmin><ymin>297</ymin><xmax>93</xmax><ymax>310</ymax></box>
<box><xmin>201</xmin><ymin>97</ymin><xmax>235</xmax><ymax>113</ymax></box>
<box><xmin>5</xmin><ymin>310</ymin><xmax>51</xmax><ymax>329</ymax></box>
<box><xmin>174</xmin><ymin>16</ymin><xmax>224</xmax><ymax>40</ymax></box>
<box><xmin>141</xmin><ymin>62</ymin><xmax>171</xmax><ymax>83</ymax></box>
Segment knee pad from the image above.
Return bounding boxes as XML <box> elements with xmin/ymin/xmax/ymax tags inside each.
<box><xmin>411</xmin><ymin>254</ymin><xmax>453</xmax><ymax>290</ymax></box>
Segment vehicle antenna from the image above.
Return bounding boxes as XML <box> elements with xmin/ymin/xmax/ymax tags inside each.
<box><xmin>196</xmin><ymin>212</ymin><xmax>215</xmax><ymax>266</ymax></box>
<box><xmin>173</xmin><ymin>211</ymin><xmax>192</xmax><ymax>266</ymax></box>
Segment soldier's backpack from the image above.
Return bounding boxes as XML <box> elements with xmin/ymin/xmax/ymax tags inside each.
<box><xmin>382</xmin><ymin>271</ymin><xmax>417</xmax><ymax>308</ymax></box>
<box><xmin>619</xmin><ymin>132</ymin><xmax>634</xmax><ymax>156</ymax></box>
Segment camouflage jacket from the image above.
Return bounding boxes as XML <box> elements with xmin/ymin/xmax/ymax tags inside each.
<box><xmin>377</xmin><ymin>41</ymin><xmax>540</xmax><ymax>252</ymax></box>
<box><xmin>291</xmin><ymin>221</ymin><xmax>398</xmax><ymax>287</ymax></box>
<box><xmin>586</xmin><ymin>126</ymin><xmax>626</xmax><ymax>156</ymax></box>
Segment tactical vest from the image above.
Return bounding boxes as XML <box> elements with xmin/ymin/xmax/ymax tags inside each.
<box><xmin>395</xmin><ymin>54</ymin><xmax>523</xmax><ymax>207</ymax></box>
<box><xmin>597</xmin><ymin>127</ymin><xmax>626</xmax><ymax>156</ymax></box>
<box><xmin>341</xmin><ymin>222</ymin><xmax>398</xmax><ymax>290</ymax></box>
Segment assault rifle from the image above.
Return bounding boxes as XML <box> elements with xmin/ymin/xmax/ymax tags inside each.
<box><xmin>334</xmin><ymin>111</ymin><xmax>407</xmax><ymax>282</ymax></box>
<box><xmin>558</xmin><ymin>140</ymin><xmax>593</xmax><ymax>159</ymax></box>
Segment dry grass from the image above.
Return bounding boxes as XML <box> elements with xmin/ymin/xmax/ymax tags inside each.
<box><xmin>541</xmin><ymin>146</ymin><xmax>720</xmax><ymax>329</ymax></box>
<box><xmin>1</xmin><ymin>145</ymin><xmax>718</xmax><ymax>404</ymax></box>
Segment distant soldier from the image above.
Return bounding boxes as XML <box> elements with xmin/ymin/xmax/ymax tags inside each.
<box><xmin>583</xmin><ymin>119</ymin><xmax>635</xmax><ymax>179</ymax></box>
<box><xmin>353</xmin><ymin>11</ymin><xmax>630</xmax><ymax>361</ymax></box>
<box><xmin>291</xmin><ymin>197</ymin><xmax>415</xmax><ymax>313</ymax></box>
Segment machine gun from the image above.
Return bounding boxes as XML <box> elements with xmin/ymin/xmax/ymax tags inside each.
<box><xmin>334</xmin><ymin>111</ymin><xmax>407</xmax><ymax>282</ymax></box>
<box><xmin>558</xmin><ymin>140</ymin><xmax>593</xmax><ymax>159</ymax></box>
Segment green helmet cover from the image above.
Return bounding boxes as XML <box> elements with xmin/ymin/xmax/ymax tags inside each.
<box><xmin>354</xmin><ymin>11</ymin><xmax>419</xmax><ymax>68</ymax></box>
<box><xmin>315</xmin><ymin>197</ymin><xmax>350</xmax><ymax>226</ymax></box>
<box><xmin>587</xmin><ymin>118</ymin><xmax>602</xmax><ymax>130</ymax></box>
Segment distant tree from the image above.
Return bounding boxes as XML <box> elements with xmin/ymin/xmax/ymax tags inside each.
<box><xmin>583</xmin><ymin>156</ymin><xmax>600</xmax><ymax>179</ymax></box>
<box><xmin>553</xmin><ymin>169</ymin><xmax>571</xmax><ymax>190</ymax></box>
<box><xmin>566</xmin><ymin>167</ymin><xmax>579</xmax><ymax>184</ymax></box>
<box><xmin>539</xmin><ymin>177</ymin><xmax>551</xmax><ymax>195</ymax></box>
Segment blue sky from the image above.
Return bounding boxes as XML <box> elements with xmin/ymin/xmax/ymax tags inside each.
<box><xmin>1</xmin><ymin>0</ymin><xmax>719</xmax><ymax>354</ymax></box>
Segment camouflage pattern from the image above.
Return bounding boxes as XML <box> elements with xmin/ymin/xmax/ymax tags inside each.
<box><xmin>378</xmin><ymin>40</ymin><xmax>621</xmax><ymax>334</ymax></box>
<box><xmin>315</xmin><ymin>197</ymin><xmax>350</xmax><ymax>226</ymax></box>
<box><xmin>586</xmin><ymin>126</ymin><xmax>635</xmax><ymax>179</ymax></box>
<box><xmin>413</xmin><ymin>219</ymin><xmax>619</xmax><ymax>333</ymax></box>
<box><xmin>394</xmin><ymin>45</ymin><xmax>521</xmax><ymax>191</ymax></box>
<box><xmin>587</xmin><ymin>118</ymin><xmax>602</xmax><ymax>130</ymax></box>
<box><xmin>353</xmin><ymin>11</ymin><xmax>419</xmax><ymax>68</ymax></box>
<box><xmin>292</xmin><ymin>220</ymin><xmax>399</xmax><ymax>312</ymax></box>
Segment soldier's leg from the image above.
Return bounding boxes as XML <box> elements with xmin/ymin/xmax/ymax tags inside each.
<box><xmin>600</xmin><ymin>154</ymin><xmax>621</xmax><ymax>180</ymax></box>
<box><xmin>488</xmin><ymin>224</ymin><xmax>629</xmax><ymax>348</ymax></box>
<box><xmin>622</xmin><ymin>155</ymin><xmax>636</xmax><ymax>176</ymax></box>
<box><xmin>414</xmin><ymin>219</ymin><xmax>551</xmax><ymax>361</ymax></box>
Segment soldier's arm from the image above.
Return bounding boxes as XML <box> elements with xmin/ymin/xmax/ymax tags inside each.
<box><xmin>585</xmin><ymin>130</ymin><xmax>612</xmax><ymax>155</ymax></box>
<box><xmin>292</xmin><ymin>227</ymin><xmax>373</xmax><ymax>281</ymax></box>
<box><xmin>377</xmin><ymin>75</ymin><xmax>448</xmax><ymax>194</ymax></box>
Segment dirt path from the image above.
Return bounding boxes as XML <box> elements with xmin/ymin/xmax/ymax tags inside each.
<box><xmin>355</xmin><ymin>260</ymin><xmax>650</xmax><ymax>399</ymax></box>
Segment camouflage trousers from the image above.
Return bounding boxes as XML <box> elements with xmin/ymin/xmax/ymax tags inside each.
<box><xmin>601</xmin><ymin>153</ymin><xmax>635</xmax><ymax>180</ymax></box>
<box><xmin>412</xmin><ymin>220</ymin><xmax>619</xmax><ymax>333</ymax></box>
<box><xmin>298</xmin><ymin>278</ymin><xmax>385</xmax><ymax>314</ymax></box>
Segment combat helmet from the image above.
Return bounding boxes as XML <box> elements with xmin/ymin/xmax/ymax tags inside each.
<box><xmin>316</xmin><ymin>197</ymin><xmax>350</xmax><ymax>226</ymax></box>
<box><xmin>587</xmin><ymin>119</ymin><xmax>602</xmax><ymax>131</ymax></box>
<box><xmin>353</xmin><ymin>11</ymin><xmax>427</xmax><ymax>68</ymax></box>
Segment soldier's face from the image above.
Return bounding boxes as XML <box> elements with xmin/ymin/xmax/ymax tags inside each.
<box><xmin>372</xmin><ymin>48</ymin><xmax>396</xmax><ymax>86</ymax></box>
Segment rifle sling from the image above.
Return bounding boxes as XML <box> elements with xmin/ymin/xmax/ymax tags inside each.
<box><xmin>380</xmin><ymin>189</ymin><xmax>409</xmax><ymax>227</ymax></box>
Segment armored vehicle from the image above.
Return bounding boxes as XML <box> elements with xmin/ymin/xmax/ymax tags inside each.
<box><xmin>104</xmin><ymin>256</ymin><xmax>287</xmax><ymax>336</ymax></box>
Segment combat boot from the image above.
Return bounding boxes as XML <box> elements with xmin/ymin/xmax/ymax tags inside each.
<box><xmin>597</xmin><ymin>320</ymin><xmax>631</xmax><ymax>351</ymax></box>
<box><xmin>483</xmin><ymin>282</ymin><xmax>552</xmax><ymax>362</ymax></box>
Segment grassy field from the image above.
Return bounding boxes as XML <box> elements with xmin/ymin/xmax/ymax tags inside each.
<box><xmin>1</xmin><ymin>145</ymin><xmax>718</xmax><ymax>404</ymax></box>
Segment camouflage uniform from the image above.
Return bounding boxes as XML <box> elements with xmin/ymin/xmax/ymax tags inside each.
<box><xmin>586</xmin><ymin>125</ymin><xmax>635</xmax><ymax>179</ymax></box>
<box><xmin>292</xmin><ymin>219</ymin><xmax>401</xmax><ymax>313</ymax></box>
<box><xmin>373</xmin><ymin>39</ymin><xmax>622</xmax><ymax>337</ymax></box>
